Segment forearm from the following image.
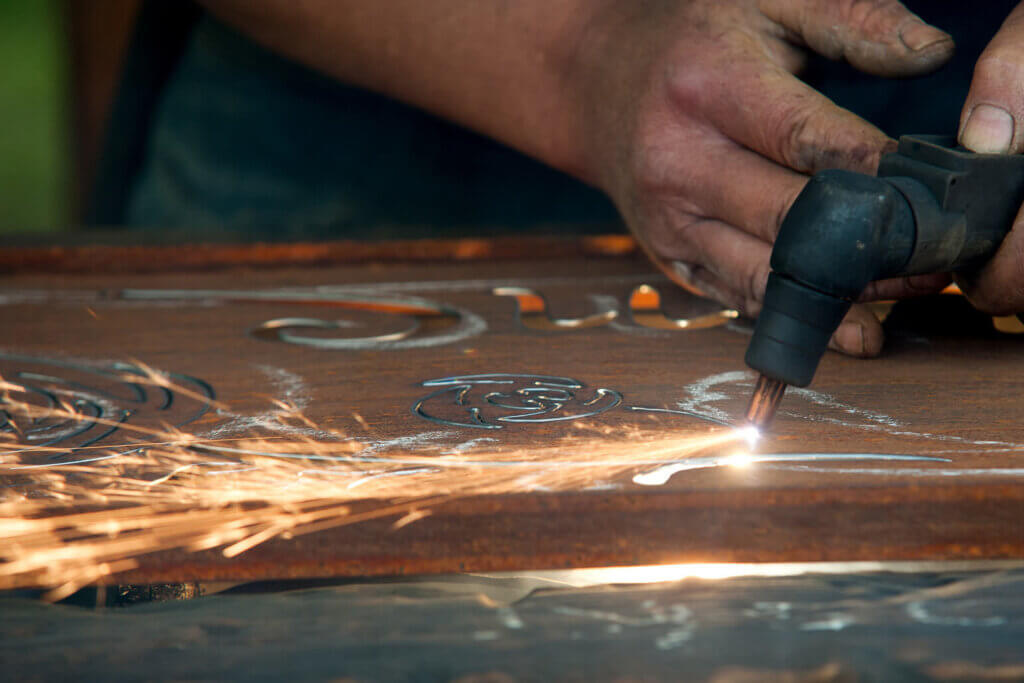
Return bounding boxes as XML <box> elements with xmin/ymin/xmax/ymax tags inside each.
<box><xmin>198</xmin><ymin>0</ymin><xmax>604</xmax><ymax>182</ymax></box>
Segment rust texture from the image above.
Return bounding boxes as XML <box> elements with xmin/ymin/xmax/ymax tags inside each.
<box><xmin>2</xmin><ymin>249</ymin><xmax>1024</xmax><ymax>585</ymax></box>
<box><xmin>0</xmin><ymin>234</ymin><xmax>636</xmax><ymax>273</ymax></box>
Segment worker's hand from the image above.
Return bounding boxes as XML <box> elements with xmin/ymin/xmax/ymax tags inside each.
<box><xmin>957</xmin><ymin>3</ymin><xmax>1024</xmax><ymax>314</ymax></box>
<box><xmin>578</xmin><ymin>0</ymin><xmax>953</xmax><ymax>355</ymax></box>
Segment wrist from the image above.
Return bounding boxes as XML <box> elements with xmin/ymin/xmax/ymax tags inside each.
<box><xmin>557</xmin><ymin>1</ymin><xmax>668</xmax><ymax>194</ymax></box>
<box><xmin>518</xmin><ymin>0</ymin><xmax>624</xmax><ymax>186</ymax></box>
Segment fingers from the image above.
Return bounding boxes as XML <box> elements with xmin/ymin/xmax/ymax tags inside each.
<box><xmin>828</xmin><ymin>305</ymin><xmax>885</xmax><ymax>357</ymax></box>
<box><xmin>959</xmin><ymin>4</ymin><xmax>1024</xmax><ymax>154</ymax></box>
<box><xmin>671</xmin><ymin>1</ymin><xmax>952</xmax><ymax>177</ymax></box>
<box><xmin>668</xmin><ymin>249</ymin><xmax>886</xmax><ymax>358</ymax></box>
<box><xmin>859</xmin><ymin>272</ymin><xmax>951</xmax><ymax>301</ymax></box>
<box><xmin>645</xmin><ymin>132</ymin><xmax>808</xmax><ymax>241</ymax></box>
<box><xmin>956</xmin><ymin>4</ymin><xmax>1024</xmax><ymax>310</ymax></box>
<box><xmin>649</xmin><ymin>202</ymin><xmax>953</xmax><ymax>313</ymax></box>
<box><xmin>648</xmin><ymin>214</ymin><xmax>772</xmax><ymax>315</ymax></box>
<box><xmin>761</xmin><ymin>0</ymin><xmax>954</xmax><ymax>77</ymax></box>
<box><xmin>671</xmin><ymin>59</ymin><xmax>894</xmax><ymax>176</ymax></box>
<box><xmin>957</xmin><ymin>201</ymin><xmax>1024</xmax><ymax>314</ymax></box>
<box><xmin>694</xmin><ymin>146</ymin><xmax>806</xmax><ymax>242</ymax></box>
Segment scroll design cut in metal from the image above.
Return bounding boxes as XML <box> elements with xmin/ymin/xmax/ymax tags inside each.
<box><xmin>117</xmin><ymin>289</ymin><xmax>486</xmax><ymax>351</ymax></box>
<box><xmin>122</xmin><ymin>284</ymin><xmax>743</xmax><ymax>345</ymax></box>
<box><xmin>492</xmin><ymin>287</ymin><xmax>617</xmax><ymax>331</ymax></box>
<box><xmin>0</xmin><ymin>353</ymin><xmax>215</xmax><ymax>462</ymax></box>
<box><xmin>494</xmin><ymin>285</ymin><xmax>739</xmax><ymax>334</ymax></box>
<box><xmin>246</xmin><ymin>294</ymin><xmax>487</xmax><ymax>350</ymax></box>
<box><xmin>412</xmin><ymin>374</ymin><xmax>622</xmax><ymax>429</ymax></box>
<box><xmin>627</xmin><ymin>285</ymin><xmax>739</xmax><ymax>329</ymax></box>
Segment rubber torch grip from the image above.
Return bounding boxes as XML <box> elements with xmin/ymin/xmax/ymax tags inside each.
<box><xmin>744</xmin><ymin>274</ymin><xmax>852</xmax><ymax>387</ymax></box>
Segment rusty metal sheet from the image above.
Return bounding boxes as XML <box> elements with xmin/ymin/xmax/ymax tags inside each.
<box><xmin>2</xmin><ymin>252</ymin><xmax>1024</xmax><ymax>586</ymax></box>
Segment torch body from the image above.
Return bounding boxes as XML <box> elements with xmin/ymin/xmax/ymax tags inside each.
<box><xmin>744</xmin><ymin>135</ymin><xmax>1024</xmax><ymax>429</ymax></box>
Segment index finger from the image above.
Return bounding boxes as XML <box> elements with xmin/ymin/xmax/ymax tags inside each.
<box><xmin>670</xmin><ymin>56</ymin><xmax>894</xmax><ymax>176</ymax></box>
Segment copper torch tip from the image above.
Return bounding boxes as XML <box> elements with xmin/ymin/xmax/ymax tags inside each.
<box><xmin>745</xmin><ymin>374</ymin><xmax>788</xmax><ymax>431</ymax></box>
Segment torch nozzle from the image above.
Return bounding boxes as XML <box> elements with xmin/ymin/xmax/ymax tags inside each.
<box><xmin>745</xmin><ymin>374</ymin><xmax>788</xmax><ymax>432</ymax></box>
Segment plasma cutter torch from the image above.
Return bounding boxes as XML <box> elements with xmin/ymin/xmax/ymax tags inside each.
<box><xmin>744</xmin><ymin>135</ymin><xmax>1024</xmax><ymax>431</ymax></box>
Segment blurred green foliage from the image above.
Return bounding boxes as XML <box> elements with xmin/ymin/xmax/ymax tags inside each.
<box><xmin>0</xmin><ymin>0</ymin><xmax>68</xmax><ymax>233</ymax></box>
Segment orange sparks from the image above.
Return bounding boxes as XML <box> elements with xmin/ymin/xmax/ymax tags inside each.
<box><xmin>0</xmin><ymin>375</ymin><xmax>745</xmax><ymax>599</ymax></box>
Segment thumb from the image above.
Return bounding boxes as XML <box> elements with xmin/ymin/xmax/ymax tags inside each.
<box><xmin>762</xmin><ymin>0</ymin><xmax>954</xmax><ymax>77</ymax></box>
<box><xmin>959</xmin><ymin>4</ymin><xmax>1024</xmax><ymax>154</ymax></box>
<box><xmin>828</xmin><ymin>304</ymin><xmax>885</xmax><ymax>357</ymax></box>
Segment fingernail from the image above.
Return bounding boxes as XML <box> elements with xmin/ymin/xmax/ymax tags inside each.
<box><xmin>900</xmin><ymin>22</ymin><xmax>952</xmax><ymax>52</ymax></box>
<box><xmin>834</xmin><ymin>321</ymin><xmax>866</xmax><ymax>356</ymax></box>
<box><xmin>961</xmin><ymin>104</ymin><xmax>1015</xmax><ymax>154</ymax></box>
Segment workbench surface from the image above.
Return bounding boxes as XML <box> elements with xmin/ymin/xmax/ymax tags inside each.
<box><xmin>3</xmin><ymin>239</ymin><xmax>1024</xmax><ymax>586</ymax></box>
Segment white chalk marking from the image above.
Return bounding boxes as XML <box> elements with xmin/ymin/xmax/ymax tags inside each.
<box><xmin>441</xmin><ymin>437</ymin><xmax>500</xmax><ymax>455</ymax></box>
<box><xmin>677</xmin><ymin>370</ymin><xmax>1024</xmax><ymax>450</ymax></box>
<box><xmin>675</xmin><ymin>370</ymin><xmax>749</xmax><ymax>426</ymax></box>
<box><xmin>906</xmin><ymin>601</ymin><xmax>1006</xmax><ymax>627</ymax></box>
<box><xmin>655</xmin><ymin>625</ymin><xmax>696</xmax><ymax>650</ymax></box>
<box><xmin>354</xmin><ymin>430</ymin><xmax>456</xmax><ymax>456</ymax></box>
<box><xmin>497</xmin><ymin>607</ymin><xmax>524</xmax><ymax>630</ymax></box>
<box><xmin>472</xmin><ymin>631</ymin><xmax>500</xmax><ymax>641</ymax></box>
<box><xmin>746</xmin><ymin>602</ymin><xmax>792</xmax><ymax>620</ymax></box>
<box><xmin>800</xmin><ymin>613</ymin><xmax>856</xmax><ymax>631</ymax></box>
<box><xmin>201</xmin><ymin>366</ymin><xmax>337</xmax><ymax>440</ymax></box>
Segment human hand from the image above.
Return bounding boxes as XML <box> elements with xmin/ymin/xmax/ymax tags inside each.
<box><xmin>957</xmin><ymin>3</ymin><xmax>1024</xmax><ymax>314</ymax></box>
<box><xmin>576</xmin><ymin>0</ymin><xmax>954</xmax><ymax>355</ymax></box>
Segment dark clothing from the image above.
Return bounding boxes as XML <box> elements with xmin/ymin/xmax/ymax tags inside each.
<box><xmin>93</xmin><ymin>2</ymin><xmax>1018</xmax><ymax>237</ymax></box>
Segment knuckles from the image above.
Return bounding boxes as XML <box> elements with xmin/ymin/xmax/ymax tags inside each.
<box><xmin>769</xmin><ymin>98</ymin><xmax>820</xmax><ymax>174</ymax></box>
<box><xmin>665</xmin><ymin>51</ymin><xmax>722</xmax><ymax>114</ymax></box>
<box><xmin>768</xmin><ymin>97</ymin><xmax>886</xmax><ymax>174</ymax></box>
<box><xmin>830</xmin><ymin>0</ymin><xmax>907</xmax><ymax>38</ymax></box>
<box><xmin>641</xmin><ymin>212</ymin><xmax>710</xmax><ymax>263</ymax></box>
